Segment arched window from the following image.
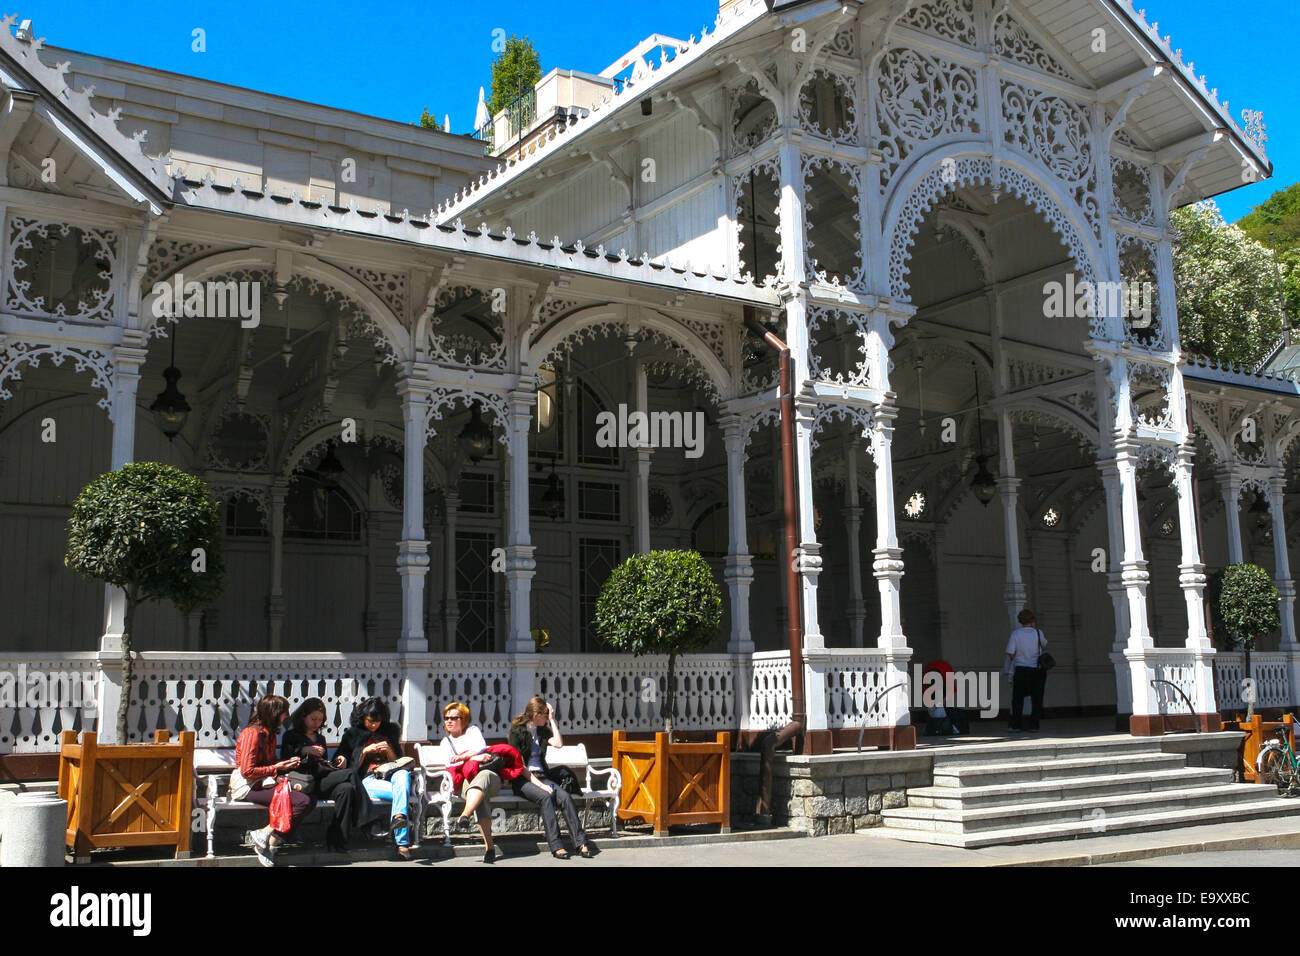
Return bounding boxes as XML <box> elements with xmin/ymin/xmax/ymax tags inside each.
<box><xmin>285</xmin><ymin>481</ymin><xmax>363</xmax><ymax>540</ymax></box>
<box><xmin>691</xmin><ymin>502</ymin><xmax>729</xmax><ymax>558</ymax></box>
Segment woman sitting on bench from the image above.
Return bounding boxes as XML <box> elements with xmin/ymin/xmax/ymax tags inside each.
<box><xmin>335</xmin><ymin>697</ymin><xmax>415</xmax><ymax>860</ymax></box>
<box><xmin>282</xmin><ymin>697</ymin><xmax>356</xmax><ymax>855</ymax></box>
<box><xmin>508</xmin><ymin>697</ymin><xmax>591</xmax><ymax>859</ymax></box>
<box><xmin>237</xmin><ymin>694</ymin><xmax>313</xmax><ymax>867</ymax></box>
<box><xmin>437</xmin><ymin>701</ymin><xmax>499</xmax><ymax>864</ymax></box>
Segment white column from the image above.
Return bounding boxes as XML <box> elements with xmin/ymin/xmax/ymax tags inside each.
<box><xmin>844</xmin><ymin>438</ymin><xmax>865</xmax><ymax>648</ymax></box>
<box><xmin>792</xmin><ymin>394</ymin><xmax>823</xmax><ymax>651</ymax></box>
<box><xmin>871</xmin><ymin>405</ymin><xmax>905</xmax><ymax>649</ymax></box>
<box><xmin>267</xmin><ymin>480</ymin><xmax>287</xmax><ymax>650</ymax></box>
<box><xmin>1115</xmin><ymin>442</ymin><xmax>1152</xmax><ymax>649</ymax></box>
<box><xmin>504</xmin><ymin>390</ymin><xmax>537</xmax><ymax>654</ymax></box>
<box><xmin>1174</xmin><ymin>447</ymin><xmax>1210</xmax><ymax>650</ymax></box>
<box><xmin>100</xmin><ymin>340</ymin><xmax>146</xmax><ymax>655</ymax></box>
<box><xmin>632</xmin><ymin>363</ymin><xmax>651</xmax><ymax>553</ymax></box>
<box><xmin>996</xmin><ymin>409</ymin><xmax>1026</xmax><ymax>629</ymax></box>
<box><xmin>442</xmin><ymin>492</ymin><xmax>460</xmax><ymax>652</ymax></box>
<box><xmin>1099</xmin><ymin>461</ymin><xmax>1131</xmax><ymax>651</ymax></box>
<box><xmin>396</xmin><ymin>380</ymin><xmax>431</xmax><ymax>652</ymax></box>
<box><xmin>721</xmin><ymin>414</ymin><xmax>754</xmax><ymax>654</ymax></box>
<box><xmin>1221</xmin><ymin>469</ymin><xmax>1245</xmax><ymax>565</ymax></box>
<box><xmin>1269</xmin><ymin>472</ymin><xmax>1298</xmax><ymax>649</ymax></box>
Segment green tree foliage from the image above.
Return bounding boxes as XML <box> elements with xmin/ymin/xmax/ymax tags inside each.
<box><xmin>1172</xmin><ymin>201</ymin><xmax>1288</xmax><ymax>367</ymax></box>
<box><xmin>65</xmin><ymin>463</ymin><xmax>225</xmax><ymax>742</ymax></box>
<box><xmin>488</xmin><ymin>35</ymin><xmax>542</xmax><ymax>117</ymax></box>
<box><xmin>416</xmin><ymin>107</ymin><xmax>442</xmax><ymax>131</ymax></box>
<box><xmin>1237</xmin><ymin>182</ymin><xmax>1300</xmax><ymax>319</ymax></box>
<box><xmin>594</xmin><ymin>550</ymin><xmax>722</xmax><ymax>734</ymax></box>
<box><xmin>1215</xmin><ymin>563</ymin><xmax>1280</xmax><ymax>719</ymax></box>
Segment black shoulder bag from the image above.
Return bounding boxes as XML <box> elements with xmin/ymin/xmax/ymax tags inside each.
<box><xmin>1036</xmin><ymin>628</ymin><xmax>1056</xmax><ymax>671</ymax></box>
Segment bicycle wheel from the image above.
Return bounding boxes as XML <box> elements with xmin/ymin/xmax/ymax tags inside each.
<box><xmin>1261</xmin><ymin>749</ymin><xmax>1290</xmax><ymax>792</ymax></box>
<box><xmin>1277</xmin><ymin>756</ymin><xmax>1300</xmax><ymax>796</ymax></box>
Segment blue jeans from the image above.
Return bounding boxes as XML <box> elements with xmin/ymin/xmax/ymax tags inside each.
<box><xmin>362</xmin><ymin>769</ymin><xmax>411</xmax><ymax>846</ymax></box>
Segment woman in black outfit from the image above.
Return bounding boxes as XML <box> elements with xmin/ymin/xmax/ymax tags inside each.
<box><xmin>507</xmin><ymin>696</ymin><xmax>590</xmax><ymax>859</ymax></box>
<box><xmin>280</xmin><ymin>697</ymin><xmax>355</xmax><ymax>854</ymax></box>
<box><xmin>333</xmin><ymin>697</ymin><xmax>414</xmax><ymax>860</ymax></box>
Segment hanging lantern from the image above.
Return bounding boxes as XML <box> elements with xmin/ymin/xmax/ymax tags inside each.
<box><xmin>541</xmin><ymin>468</ymin><xmax>563</xmax><ymax>520</ymax></box>
<box><xmin>970</xmin><ymin>455</ymin><xmax>997</xmax><ymax>505</ymax></box>
<box><xmin>457</xmin><ymin>405</ymin><xmax>493</xmax><ymax>463</ymax></box>
<box><xmin>316</xmin><ymin>440</ymin><xmax>345</xmax><ymax>488</ymax></box>
<box><xmin>150</xmin><ymin>324</ymin><xmax>190</xmax><ymax>440</ymax></box>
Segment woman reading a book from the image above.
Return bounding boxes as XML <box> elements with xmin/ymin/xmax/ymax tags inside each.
<box><xmin>334</xmin><ymin>696</ymin><xmax>416</xmax><ymax>860</ymax></box>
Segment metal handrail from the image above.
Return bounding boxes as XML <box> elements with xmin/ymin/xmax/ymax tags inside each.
<box><xmin>856</xmin><ymin>682</ymin><xmax>908</xmax><ymax>752</ymax></box>
<box><xmin>1150</xmin><ymin>678</ymin><xmax>1200</xmax><ymax>733</ymax></box>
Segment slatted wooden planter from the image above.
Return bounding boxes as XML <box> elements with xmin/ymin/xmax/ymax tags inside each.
<box><xmin>611</xmin><ymin>730</ymin><xmax>730</xmax><ymax>836</ymax></box>
<box><xmin>1224</xmin><ymin>713</ymin><xmax>1296</xmax><ymax>783</ymax></box>
<box><xmin>57</xmin><ymin>729</ymin><xmax>195</xmax><ymax>861</ymax></box>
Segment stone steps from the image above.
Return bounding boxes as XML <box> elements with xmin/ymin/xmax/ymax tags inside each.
<box><xmin>872</xmin><ymin>733</ymin><xmax>1300</xmax><ymax>848</ymax></box>
<box><xmin>908</xmin><ymin>766</ymin><xmax>1233</xmax><ymax>809</ymax></box>
<box><xmin>933</xmin><ymin>752</ymin><xmax>1189</xmax><ymax>788</ymax></box>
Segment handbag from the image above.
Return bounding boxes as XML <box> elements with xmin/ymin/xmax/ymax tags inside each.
<box><xmin>1036</xmin><ymin>629</ymin><xmax>1056</xmax><ymax>671</ymax></box>
<box><xmin>370</xmin><ymin>755</ymin><xmax>415</xmax><ymax>781</ymax></box>
<box><xmin>473</xmin><ymin>752</ymin><xmax>504</xmax><ymax>776</ymax></box>
<box><xmin>229</xmin><ymin>767</ymin><xmax>274</xmax><ymax>802</ymax></box>
<box><xmin>284</xmin><ymin>770</ymin><xmax>317</xmax><ymax>795</ymax></box>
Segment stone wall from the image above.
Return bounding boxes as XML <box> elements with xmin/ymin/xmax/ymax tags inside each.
<box><xmin>730</xmin><ymin>752</ymin><xmax>932</xmax><ymax>836</ymax></box>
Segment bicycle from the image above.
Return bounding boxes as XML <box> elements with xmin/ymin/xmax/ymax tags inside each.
<box><xmin>1256</xmin><ymin>726</ymin><xmax>1300</xmax><ymax>795</ymax></box>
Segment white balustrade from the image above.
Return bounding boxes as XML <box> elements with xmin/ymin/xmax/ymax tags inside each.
<box><xmin>0</xmin><ymin>654</ymin><xmax>101</xmax><ymax>753</ymax></box>
<box><xmin>749</xmin><ymin>651</ymin><xmax>793</xmax><ymax>730</ymax></box>
<box><xmin>1214</xmin><ymin>652</ymin><xmax>1293</xmax><ymax>711</ymax></box>
<box><xmin>1149</xmin><ymin>652</ymin><xmax>1198</xmax><ymax>715</ymax></box>
<box><xmin>814</xmin><ymin>650</ymin><xmax>897</xmax><ymax>728</ymax></box>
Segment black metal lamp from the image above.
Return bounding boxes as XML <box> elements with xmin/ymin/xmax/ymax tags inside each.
<box><xmin>457</xmin><ymin>405</ymin><xmax>493</xmax><ymax>463</ymax></box>
<box><xmin>149</xmin><ymin>324</ymin><xmax>190</xmax><ymax>440</ymax></box>
<box><xmin>316</xmin><ymin>440</ymin><xmax>344</xmax><ymax>488</ymax></box>
<box><xmin>541</xmin><ymin>467</ymin><xmax>563</xmax><ymax>520</ymax></box>
<box><xmin>969</xmin><ymin>365</ymin><xmax>996</xmax><ymax>506</ymax></box>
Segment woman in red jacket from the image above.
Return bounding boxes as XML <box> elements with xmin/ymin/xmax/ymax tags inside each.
<box><xmin>236</xmin><ymin>694</ymin><xmax>315</xmax><ymax>867</ymax></box>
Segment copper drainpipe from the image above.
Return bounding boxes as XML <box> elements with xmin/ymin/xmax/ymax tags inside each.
<box><xmin>744</xmin><ymin>307</ymin><xmax>806</xmax><ymax>821</ymax></box>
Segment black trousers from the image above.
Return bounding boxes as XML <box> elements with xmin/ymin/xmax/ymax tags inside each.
<box><xmin>1010</xmin><ymin>666</ymin><xmax>1046</xmax><ymax>730</ymax></box>
<box><xmin>316</xmin><ymin>767</ymin><xmax>361</xmax><ymax>844</ymax></box>
<box><xmin>513</xmin><ymin>777</ymin><xmax>587</xmax><ymax>853</ymax></box>
<box><xmin>246</xmin><ymin>784</ymin><xmax>315</xmax><ymax>836</ymax></box>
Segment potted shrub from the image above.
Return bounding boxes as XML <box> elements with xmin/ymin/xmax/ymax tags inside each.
<box><xmin>595</xmin><ymin>549</ymin><xmax>731</xmax><ymax>835</ymax></box>
<box><xmin>1216</xmin><ymin>563</ymin><xmax>1281</xmax><ymax>782</ymax></box>
<box><xmin>59</xmin><ymin>462</ymin><xmax>224</xmax><ymax>858</ymax></box>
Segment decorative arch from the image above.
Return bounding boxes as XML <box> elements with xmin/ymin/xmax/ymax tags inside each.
<box><xmin>883</xmin><ymin>144</ymin><xmax>1103</xmax><ymax>327</ymax></box>
<box><xmin>281</xmin><ymin>421</ymin><xmax>449</xmax><ymax>490</ymax></box>
<box><xmin>0</xmin><ymin>339</ymin><xmax>115</xmax><ymax>417</ymax></box>
<box><xmin>1007</xmin><ymin>398</ymin><xmax>1100</xmax><ymax>450</ymax></box>
<box><xmin>138</xmin><ymin>248</ymin><xmax>411</xmax><ymax>364</ymax></box>
<box><xmin>526</xmin><ymin>303</ymin><xmax>733</xmax><ymax>399</ymax></box>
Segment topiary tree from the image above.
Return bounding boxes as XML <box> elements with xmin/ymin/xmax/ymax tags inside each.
<box><xmin>594</xmin><ymin>550</ymin><xmax>722</xmax><ymax>734</ymax></box>
<box><xmin>65</xmin><ymin>462</ymin><xmax>225</xmax><ymax>742</ymax></box>
<box><xmin>1216</xmin><ymin>563</ymin><xmax>1280</xmax><ymax>720</ymax></box>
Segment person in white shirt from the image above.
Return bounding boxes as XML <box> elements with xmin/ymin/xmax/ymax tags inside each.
<box><xmin>1004</xmin><ymin>608</ymin><xmax>1047</xmax><ymax>732</ymax></box>
<box><xmin>437</xmin><ymin>701</ymin><xmax>499</xmax><ymax>863</ymax></box>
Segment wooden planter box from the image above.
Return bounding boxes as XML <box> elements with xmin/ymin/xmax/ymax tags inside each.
<box><xmin>1223</xmin><ymin>714</ymin><xmax>1295</xmax><ymax>783</ymax></box>
<box><xmin>611</xmin><ymin>730</ymin><xmax>730</xmax><ymax>836</ymax></box>
<box><xmin>57</xmin><ymin>729</ymin><xmax>195</xmax><ymax>860</ymax></box>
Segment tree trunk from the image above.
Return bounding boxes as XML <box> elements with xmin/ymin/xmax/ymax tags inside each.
<box><xmin>117</xmin><ymin>591</ymin><xmax>136</xmax><ymax>744</ymax></box>
<box><xmin>664</xmin><ymin>649</ymin><xmax>677</xmax><ymax>737</ymax></box>
<box><xmin>1244</xmin><ymin>640</ymin><xmax>1255</xmax><ymax>722</ymax></box>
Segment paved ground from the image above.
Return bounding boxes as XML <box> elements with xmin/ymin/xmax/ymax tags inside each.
<box><xmin>330</xmin><ymin>816</ymin><xmax>1300</xmax><ymax>867</ymax></box>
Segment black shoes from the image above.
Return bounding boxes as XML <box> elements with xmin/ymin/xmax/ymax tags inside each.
<box><xmin>389</xmin><ymin>814</ymin><xmax>409</xmax><ymax>833</ymax></box>
<box><xmin>483</xmin><ymin>847</ymin><xmax>496</xmax><ymax>864</ymax></box>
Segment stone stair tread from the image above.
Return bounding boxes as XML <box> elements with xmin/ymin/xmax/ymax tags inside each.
<box><xmin>883</xmin><ymin>783</ymin><xmax>1277</xmax><ymax>825</ymax></box>
<box><xmin>872</xmin><ymin>798</ymin><xmax>1300</xmax><ymax>849</ymax></box>
<box><xmin>931</xmin><ymin>739</ymin><xmax>1167</xmax><ymax>769</ymax></box>
<box><xmin>934</xmin><ymin>752</ymin><xmax>1186</xmax><ymax>780</ymax></box>
<box><xmin>910</xmin><ymin>766</ymin><xmax>1232</xmax><ymax>803</ymax></box>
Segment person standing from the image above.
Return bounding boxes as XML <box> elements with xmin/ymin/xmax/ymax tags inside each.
<box><xmin>1004</xmin><ymin>609</ymin><xmax>1047</xmax><ymax>732</ymax></box>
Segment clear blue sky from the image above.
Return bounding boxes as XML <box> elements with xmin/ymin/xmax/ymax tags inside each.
<box><xmin>15</xmin><ymin>0</ymin><xmax>1296</xmax><ymax>221</ymax></box>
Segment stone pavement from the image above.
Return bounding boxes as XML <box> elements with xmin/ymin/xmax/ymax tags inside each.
<box><xmin>342</xmin><ymin>816</ymin><xmax>1300</xmax><ymax>867</ymax></box>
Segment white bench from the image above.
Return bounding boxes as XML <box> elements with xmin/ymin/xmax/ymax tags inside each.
<box><xmin>193</xmin><ymin>748</ymin><xmax>424</xmax><ymax>859</ymax></box>
<box><xmin>416</xmin><ymin>743</ymin><xmax>621</xmax><ymax>846</ymax></box>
